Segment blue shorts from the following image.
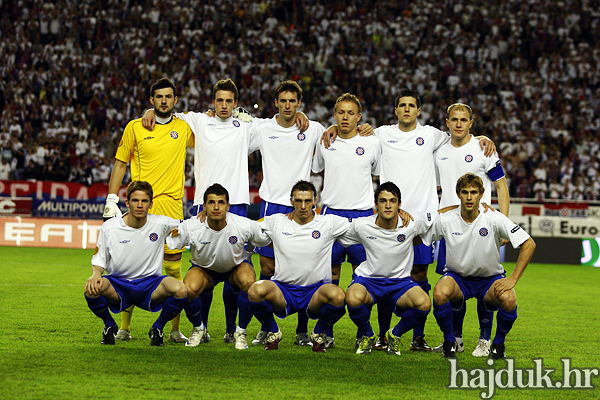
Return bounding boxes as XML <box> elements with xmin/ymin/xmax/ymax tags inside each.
<box><xmin>104</xmin><ymin>275</ymin><xmax>167</xmax><ymax>314</ymax></box>
<box><xmin>272</xmin><ymin>280</ymin><xmax>325</xmax><ymax>319</ymax></box>
<box><xmin>191</xmin><ymin>204</ymin><xmax>248</xmax><ymax>218</ymax></box>
<box><xmin>256</xmin><ymin>201</ymin><xmax>293</xmax><ymax>258</ymax></box>
<box><xmin>322</xmin><ymin>207</ymin><xmax>373</xmax><ymax>265</ymax></box>
<box><xmin>436</xmin><ymin>238</ymin><xmax>447</xmax><ymax>275</ymax></box>
<box><xmin>349</xmin><ymin>275</ymin><xmax>419</xmax><ymax>316</ymax></box>
<box><xmin>414</xmin><ymin>242</ymin><xmax>434</xmax><ymax>265</ymax></box>
<box><xmin>189</xmin><ymin>260</ymin><xmax>253</xmax><ymax>292</ymax></box>
<box><xmin>445</xmin><ymin>272</ymin><xmax>505</xmax><ymax>312</ymax></box>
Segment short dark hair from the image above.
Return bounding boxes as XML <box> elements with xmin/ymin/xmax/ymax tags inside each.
<box><xmin>212</xmin><ymin>79</ymin><xmax>239</xmax><ymax>102</ymax></box>
<box><xmin>375</xmin><ymin>181</ymin><xmax>401</xmax><ymax>203</ymax></box>
<box><xmin>456</xmin><ymin>173</ymin><xmax>484</xmax><ymax>195</ymax></box>
<box><xmin>150</xmin><ymin>78</ymin><xmax>177</xmax><ymax>98</ymax></box>
<box><xmin>126</xmin><ymin>181</ymin><xmax>153</xmax><ymax>202</ymax></box>
<box><xmin>273</xmin><ymin>80</ymin><xmax>303</xmax><ymax>102</ymax></box>
<box><xmin>395</xmin><ymin>88</ymin><xmax>421</xmax><ymax>109</ymax></box>
<box><xmin>203</xmin><ymin>183</ymin><xmax>230</xmax><ymax>204</ymax></box>
<box><xmin>290</xmin><ymin>180</ymin><xmax>317</xmax><ymax>199</ymax></box>
<box><xmin>334</xmin><ymin>93</ymin><xmax>362</xmax><ymax>113</ymax></box>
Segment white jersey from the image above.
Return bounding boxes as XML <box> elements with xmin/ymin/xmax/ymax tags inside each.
<box><xmin>176</xmin><ymin>112</ymin><xmax>254</xmax><ymax>206</ymax></box>
<box><xmin>375</xmin><ymin>122</ymin><xmax>449</xmax><ymax>214</ymax></box>
<box><xmin>249</xmin><ymin>117</ymin><xmax>325</xmax><ymax>206</ymax></box>
<box><xmin>435</xmin><ymin>135</ymin><xmax>502</xmax><ymax>208</ymax></box>
<box><xmin>421</xmin><ymin>207</ymin><xmax>530</xmax><ymax>277</ymax></box>
<box><xmin>92</xmin><ymin>214</ymin><xmax>179</xmax><ymax>280</ymax></box>
<box><xmin>166</xmin><ymin>212</ymin><xmax>271</xmax><ymax>273</ymax></box>
<box><xmin>312</xmin><ymin>135</ymin><xmax>380</xmax><ymax>210</ymax></box>
<box><xmin>339</xmin><ymin>213</ymin><xmax>434</xmax><ymax>279</ymax></box>
<box><xmin>258</xmin><ymin>213</ymin><xmax>351</xmax><ymax>286</ymax></box>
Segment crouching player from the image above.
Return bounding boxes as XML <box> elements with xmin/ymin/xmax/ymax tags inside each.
<box><xmin>423</xmin><ymin>173</ymin><xmax>535</xmax><ymax>359</ymax></box>
<box><xmin>85</xmin><ymin>181</ymin><xmax>188</xmax><ymax>346</ymax></box>
<box><xmin>339</xmin><ymin>182</ymin><xmax>433</xmax><ymax>355</ymax></box>
<box><xmin>166</xmin><ymin>184</ymin><xmax>271</xmax><ymax>349</ymax></box>
<box><xmin>248</xmin><ymin>181</ymin><xmax>350</xmax><ymax>352</ymax></box>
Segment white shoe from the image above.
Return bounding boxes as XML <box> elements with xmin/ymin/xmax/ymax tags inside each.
<box><xmin>115</xmin><ymin>329</ymin><xmax>132</xmax><ymax>341</ymax></box>
<box><xmin>433</xmin><ymin>337</ymin><xmax>464</xmax><ymax>353</ymax></box>
<box><xmin>234</xmin><ymin>331</ymin><xmax>248</xmax><ymax>350</ymax></box>
<box><xmin>472</xmin><ymin>338</ymin><xmax>491</xmax><ymax>357</ymax></box>
<box><xmin>252</xmin><ymin>330</ymin><xmax>268</xmax><ymax>345</ymax></box>
<box><xmin>186</xmin><ymin>327</ymin><xmax>206</xmax><ymax>347</ymax></box>
<box><xmin>324</xmin><ymin>335</ymin><xmax>335</xmax><ymax>349</ymax></box>
<box><xmin>294</xmin><ymin>333</ymin><xmax>312</xmax><ymax>347</ymax></box>
<box><xmin>168</xmin><ymin>331</ymin><xmax>189</xmax><ymax>343</ymax></box>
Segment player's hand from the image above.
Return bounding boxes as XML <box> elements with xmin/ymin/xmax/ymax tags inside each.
<box><xmin>85</xmin><ymin>272</ymin><xmax>103</xmax><ymax>296</ymax></box>
<box><xmin>286</xmin><ymin>212</ymin><xmax>294</xmax><ymax>220</ymax></box>
<box><xmin>233</xmin><ymin>107</ymin><xmax>253</xmax><ymax>122</ymax></box>
<box><xmin>476</xmin><ymin>135</ymin><xmax>497</xmax><ymax>157</ymax></box>
<box><xmin>321</xmin><ymin>125</ymin><xmax>338</xmax><ymax>148</ymax></box>
<box><xmin>196</xmin><ymin>209</ymin><xmax>207</xmax><ymax>222</ymax></box>
<box><xmin>481</xmin><ymin>202</ymin><xmax>496</xmax><ymax>213</ymax></box>
<box><xmin>493</xmin><ymin>277</ymin><xmax>516</xmax><ymax>298</ymax></box>
<box><xmin>296</xmin><ymin>112</ymin><xmax>309</xmax><ymax>131</ymax></box>
<box><xmin>398</xmin><ymin>208</ymin><xmax>414</xmax><ymax>227</ymax></box>
<box><xmin>205</xmin><ymin>109</ymin><xmax>215</xmax><ymax>117</ymax></box>
<box><xmin>142</xmin><ymin>109</ymin><xmax>156</xmax><ymax>130</ymax></box>
<box><xmin>103</xmin><ymin>194</ymin><xmax>122</xmax><ymax>221</ymax></box>
<box><xmin>357</xmin><ymin>123</ymin><xmax>374</xmax><ymax>136</ymax></box>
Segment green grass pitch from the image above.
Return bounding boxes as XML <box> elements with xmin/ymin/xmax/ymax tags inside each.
<box><xmin>0</xmin><ymin>246</ymin><xmax>598</xmax><ymax>399</ymax></box>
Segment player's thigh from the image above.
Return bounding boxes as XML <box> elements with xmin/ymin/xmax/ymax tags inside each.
<box><xmin>248</xmin><ymin>279</ymin><xmax>285</xmax><ymax>304</ymax></box>
<box><xmin>183</xmin><ymin>267</ymin><xmax>213</xmax><ymax>296</ymax></box>
<box><xmin>309</xmin><ymin>283</ymin><xmax>345</xmax><ymax>311</ymax></box>
<box><xmin>152</xmin><ymin>276</ymin><xmax>187</xmax><ymax>302</ymax></box>
<box><xmin>345</xmin><ymin>283</ymin><xmax>373</xmax><ymax>308</ymax></box>
<box><xmin>230</xmin><ymin>262</ymin><xmax>256</xmax><ymax>292</ymax></box>
<box><xmin>259</xmin><ymin>255</ymin><xmax>275</xmax><ymax>276</ymax></box>
<box><xmin>396</xmin><ymin>285</ymin><xmax>431</xmax><ymax>311</ymax></box>
<box><xmin>99</xmin><ymin>277</ymin><xmax>120</xmax><ymax>304</ymax></box>
<box><xmin>484</xmin><ymin>281</ymin><xmax>517</xmax><ymax>308</ymax></box>
<box><xmin>433</xmin><ymin>275</ymin><xmax>462</xmax><ymax>304</ymax></box>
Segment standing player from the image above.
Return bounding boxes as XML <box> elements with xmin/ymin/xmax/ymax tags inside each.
<box><xmin>103</xmin><ymin>78</ymin><xmax>193</xmax><ymax>343</ymax></box>
<box><xmin>86</xmin><ymin>181</ymin><xmax>188</xmax><ymax>346</ymax></box>
<box><xmin>166</xmin><ymin>184</ymin><xmax>271</xmax><ymax>350</ymax></box>
<box><xmin>341</xmin><ymin>182</ymin><xmax>432</xmax><ymax>355</ymax></box>
<box><xmin>248</xmin><ymin>181</ymin><xmax>350</xmax><ymax>352</ymax></box>
<box><xmin>433</xmin><ymin>103</ymin><xmax>510</xmax><ymax>356</ymax></box>
<box><xmin>423</xmin><ymin>173</ymin><xmax>535</xmax><ymax>358</ymax></box>
<box><xmin>373</xmin><ymin>88</ymin><xmax>496</xmax><ymax>351</ymax></box>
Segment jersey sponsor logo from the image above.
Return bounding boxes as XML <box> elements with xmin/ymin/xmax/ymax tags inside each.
<box><xmin>356</xmin><ymin>147</ymin><xmax>365</xmax><ymax>155</ymax></box>
<box><xmin>149</xmin><ymin>232</ymin><xmax>159</xmax><ymax>242</ymax></box>
<box><xmin>397</xmin><ymin>234</ymin><xmax>406</xmax><ymax>242</ymax></box>
<box><xmin>327</xmin><ymin>147</ymin><xmax>337</xmax><ymax>151</ymax></box>
<box><xmin>416</xmin><ymin>137</ymin><xmax>425</xmax><ymax>146</ymax></box>
<box><xmin>366</xmin><ymin>236</ymin><xmax>377</xmax><ymax>240</ymax></box>
<box><xmin>312</xmin><ymin>230</ymin><xmax>321</xmax><ymax>239</ymax></box>
<box><xmin>387</xmin><ymin>140</ymin><xmax>398</xmax><ymax>143</ymax></box>
<box><xmin>199</xmin><ymin>241</ymin><xmax>211</xmax><ymax>244</ymax></box>
<box><xmin>233</xmin><ymin>120</ymin><xmax>240</xmax><ymax>127</ymax></box>
<box><xmin>452</xmin><ymin>232</ymin><xmax>463</xmax><ymax>235</ymax></box>
<box><xmin>282</xmin><ymin>232</ymin><xmax>292</xmax><ymax>236</ymax></box>
<box><xmin>511</xmin><ymin>226</ymin><xmax>521</xmax><ymax>233</ymax></box>
<box><xmin>229</xmin><ymin>235</ymin><xmax>238</xmax><ymax>244</ymax></box>
<box><xmin>297</xmin><ymin>133</ymin><xmax>306</xmax><ymax>141</ymax></box>
<box><xmin>268</xmin><ymin>136</ymin><xmax>279</xmax><ymax>139</ymax></box>
<box><xmin>144</xmin><ymin>136</ymin><xmax>154</xmax><ymax>140</ymax></box>
<box><xmin>440</xmin><ymin>157</ymin><xmax>448</xmax><ymax>161</ymax></box>
<box><xmin>479</xmin><ymin>227</ymin><xmax>489</xmax><ymax>237</ymax></box>
<box><xmin>119</xmin><ymin>240</ymin><xmax>131</xmax><ymax>244</ymax></box>
<box><xmin>465</xmin><ymin>154</ymin><xmax>474</xmax><ymax>163</ymax></box>
<box><xmin>427</xmin><ymin>213</ymin><xmax>431</xmax><ymax>221</ymax></box>
<box><xmin>170</xmin><ymin>131</ymin><xmax>178</xmax><ymax>139</ymax></box>
<box><xmin>207</xmin><ymin>123</ymin><xmax>217</xmax><ymax>126</ymax></box>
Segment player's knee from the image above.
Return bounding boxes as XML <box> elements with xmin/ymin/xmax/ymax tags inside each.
<box><xmin>238</xmin><ymin>276</ymin><xmax>256</xmax><ymax>293</ymax></box>
<box><xmin>328</xmin><ymin>286</ymin><xmax>346</xmax><ymax>307</ymax></box>
<box><xmin>415</xmin><ymin>292</ymin><xmax>431</xmax><ymax>312</ymax></box>
<box><xmin>345</xmin><ymin>289</ymin><xmax>362</xmax><ymax>308</ymax></box>
<box><xmin>432</xmin><ymin>285</ymin><xmax>449</xmax><ymax>305</ymax></box>
<box><xmin>248</xmin><ymin>281</ymin><xmax>267</xmax><ymax>302</ymax></box>
<box><xmin>173</xmin><ymin>281</ymin><xmax>188</xmax><ymax>299</ymax></box>
<box><xmin>499</xmin><ymin>291</ymin><xmax>517</xmax><ymax>311</ymax></box>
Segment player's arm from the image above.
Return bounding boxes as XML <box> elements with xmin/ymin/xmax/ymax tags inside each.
<box><xmin>320</xmin><ymin>123</ymin><xmax>375</xmax><ymax>148</ymax></box>
<box><xmin>493</xmin><ymin>177</ymin><xmax>510</xmax><ymax>217</ymax></box>
<box><xmin>474</xmin><ymin>135</ymin><xmax>497</xmax><ymax>157</ymax></box>
<box><xmin>296</xmin><ymin>112</ymin><xmax>309</xmax><ymax>131</ymax></box>
<box><xmin>494</xmin><ymin>237</ymin><xmax>536</xmax><ymax>297</ymax></box>
<box><xmin>85</xmin><ymin>265</ymin><xmax>105</xmax><ymax>296</ymax></box>
<box><xmin>104</xmin><ymin>160</ymin><xmax>127</xmax><ymax>220</ymax></box>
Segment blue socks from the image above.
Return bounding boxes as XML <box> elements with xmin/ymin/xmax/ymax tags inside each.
<box><xmin>237</xmin><ymin>291</ymin><xmax>252</xmax><ymax>330</ymax></box>
<box><xmin>376</xmin><ymin>301</ymin><xmax>393</xmax><ymax>337</ymax></box>
<box><xmin>296</xmin><ymin>308</ymin><xmax>309</xmax><ymax>334</ymax></box>
<box><xmin>222</xmin><ymin>282</ymin><xmax>238</xmax><ymax>332</ymax></box>
<box><xmin>200</xmin><ymin>291</ymin><xmax>213</xmax><ymax>328</ymax></box>
<box><xmin>313</xmin><ymin>303</ymin><xmax>346</xmax><ymax>334</ymax></box>
<box><xmin>348</xmin><ymin>304</ymin><xmax>374</xmax><ymax>337</ymax></box>
<box><xmin>153</xmin><ymin>296</ymin><xmax>188</xmax><ymax>330</ymax></box>
<box><xmin>413</xmin><ymin>279</ymin><xmax>430</xmax><ymax>340</ymax></box>
<box><xmin>184</xmin><ymin>296</ymin><xmax>204</xmax><ymax>327</ymax></box>
<box><xmin>249</xmin><ymin>300</ymin><xmax>278</xmax><ymax>333</ymax></box>
<box><xmin>85</xmin><ymin>295</ymin><xmax>116</xmax><ymax>327</ymax></box>
<box><xmin>477</xmin><ymin>298</ymin><xmax>493</xmax><ymax>340</ymax></box>
<box><xmin>452</xmin><ymin>302</ymin><xmax>466</xmax><ymax>338</ymax></box>
<box><xmin>493</xmin><ymin>306</ymin><xmax>517</xmax><ymax>344</ymax></box>
<box><xmin>392</xmin><ymin>308</ymin><xmax>429</xmax><ymax>337</ymax></box>
<box><xmin>433</xmin><ymin>301</ymin><xmax>455</xmax><ymax>342</ymax></box>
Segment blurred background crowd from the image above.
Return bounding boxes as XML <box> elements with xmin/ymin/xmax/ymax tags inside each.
<box><xmin>1</xmin><ymin>0</ymin><xmax>599</xmax><ymax>201</ymax></box>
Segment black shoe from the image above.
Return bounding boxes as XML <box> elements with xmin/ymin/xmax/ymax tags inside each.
<box><xmin>491</xmin><ymin>343</ymin><xmax>505</xmax><ymax>359</ymax></box>
<box><xmin>101</xmin><ymin>325</ymin><xmax>118</xmax><ymax>345</ymax></box>
<box><xmin>148</xmin><ymin>327</ymin><xmax>165</xmax><ymax>347</ymax></box>
<box><xmin>410</xmin><ymin>336</ymin><xmax>432</xmax><ymax>352</ymax></box>
<box><xmin>442</xmin><ymin>340</ymin><xmax>457</xmax><ymax>358</ymax></box>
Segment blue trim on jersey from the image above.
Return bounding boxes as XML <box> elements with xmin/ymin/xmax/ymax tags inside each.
<box><xmin>256</xmin><ymin>201</ymin><xmax>293</xmax><ymax>258</ymax></box>
<box><xmin>272</xmin><ymin>280</ymin><xmax>325</xmax><ymax>319</ymax></box>
<box><xmin>349</xmin><ymin>275</ymin><xmax>418</xmax><ymax>316</ymax></box>
<box><xmin>414</xmin><ymin>242</ymin><xmax>435</xmax><ymax>265</ymax></box>
<box><xmin>321</xmin><ymin>207</ymin><xmax>373</xmax><ymax>265</ymax></box>
<box><xmin>191</xmin><ymin>204</ymin><xmax>248</xmax><ymax>218</ymax></box>
<box><xmin>487</xmin><ymin>164</ymin><xmax>505</xmax><ymax>181</ymax></box>
<box><xmin>445</xmin><ymin>271</ymin><xmax>506</xmax><ymax>312</ymax></box>
<box><xmin>104</xmin><ymin>275</ymin><xmax>167</xmax><ymax>313</ymax></box>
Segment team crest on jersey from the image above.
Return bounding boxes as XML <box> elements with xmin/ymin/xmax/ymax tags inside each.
<box><xmin>149</xmin><ymin>233</ymin><xmax>159</xmax><ymax>242</ymax></box>
<box><xmin>229</xmin><ymin>236</ymin><xmax>238</xmax><ymax>244</ymax></box>
<box><xmin>312</xmin><ymin>230</ymin><xmax>321</xmax><ymax>239</ymax></box>
<box><xmin>397</xmin><ymin>234</ymin><xmax>406</xmax><ymax>242</ymax></box>
<box><xmin>356</xmin><ymin>147</ymin><xmax>365</xmax><ymax>155</ymax></box>
<box><xmin>479</xmin><ymin>228</ymin><xmax>489</xmax><ymax>237</ymax></box>
<box><xmin>170</xmin><ymin>131</ymin><xmax>178</xmax><ymax>139</ymax></box>
<box><xmin>465</xmin><ymin>154</ymin><xmax>474</xmax><ymax>163</ymax></box>
<box><xmin>297</xmin><ymin>133</ymin><xmax>306</xmax><ymax>141</ymax></box>
<box><xmin>233</xmin><ymin>120</ymin><xmax>240</xmax><ymax>127</ymax></box>
<box><xmin>416</xmin><ymin>137</ymin><xmax>425</xmax><ymax>146</ymax></box>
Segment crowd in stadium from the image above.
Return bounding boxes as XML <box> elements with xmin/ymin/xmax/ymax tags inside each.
<box><xmin>1</xmin><ymin>0</ymin><xmax>599</xmax><ymax>201</ymax></box>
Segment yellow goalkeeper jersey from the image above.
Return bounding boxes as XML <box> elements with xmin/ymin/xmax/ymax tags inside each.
<box><xmin>115</xmin><ymin>116</ymin><xmax>194</xmax><ymax>201</ymax></box>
